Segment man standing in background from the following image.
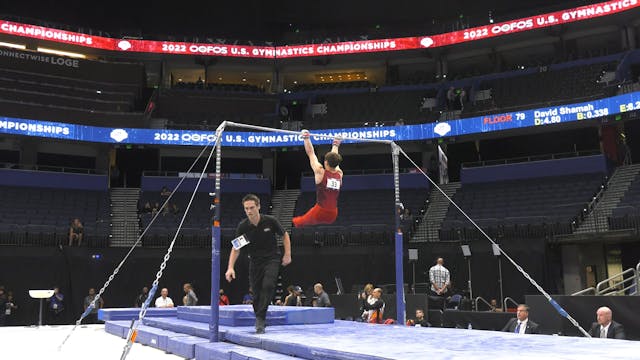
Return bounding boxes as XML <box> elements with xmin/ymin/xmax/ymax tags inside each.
<box><xmin>183</xmin><ymin>283</ymin><xmax>198</xmax><ymax>306</ymax></box>
<box><xmin>313</xmin><ymin>283</ymin><xmax>331</xmax><ymax>307</ymax></box>
<box><xmin>429</xmin><ymin>257</ymin><xmax>450</xmax><ymax>297</ymax></box>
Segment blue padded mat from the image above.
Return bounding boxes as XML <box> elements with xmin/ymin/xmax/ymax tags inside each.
<box><xmin>220</xmin><ymin>320</ymin><xmax>640</xmax><ymax>360</ymax></box>
<box><xmin>178</xmin><ymin>305</ymin><xmax>334</xmax><ymax>326</ymax></box>
<box><xmin>106</xmin><ymin>310</ymin><xmax>640</xmax><ymax>360</ymax></box>
<box><xmin>167</xmin><ymin>335</ymin><xmax>210</xmax><ymax>359</ymax></box>
<box><xmin>195</xmin><ymin>342</ymin><xmax>296</xmax><ymax>360</ymax></box>
<box><xmin>136</xmin><ymin>325</ymin><xmax>191</xmax><ymax>351</ymax></box>
<box><xmin>105</xmin><ymin>320</ymin><xmax>130</xmax><ymax>338</ymax></box>
<box><xmin>143</xmin><ymin>317</ymin><xmax>226</xmax><ymax>340</ymax></box>
<box><xmin>98</xmin><ymin>307</ymin><xmax>176</xmax><ymax>321</ymax></box>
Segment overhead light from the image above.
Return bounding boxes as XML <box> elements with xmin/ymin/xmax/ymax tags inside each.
<box><xmin>37</xmin><ymin>47</ymin><xmax>86</xmax><ymax>58</ymax></box>
<box><xmin>218</xmin><ymin>77</ymin><xmax>222</xmax><ymax>80</ymax></box>
<box><xmin>242</xmin><ymin>78</ymin><xmax>247</xmax><ymax>82</ymax></box>
<box><xmin>266</xmin><ymin>79</ymin><xmax>270</xmax><ymax>82</ymax></box>
<box><xmin>0</xmin><ymin>41</ymin><xmax>26</xmax><ymax>50</ymax></box>
<box><xmin>293</xmin><ymin>80</ymin><xmax>297</xmax><ymax>84</ymax></box>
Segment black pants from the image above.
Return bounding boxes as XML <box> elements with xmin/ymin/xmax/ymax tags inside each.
<box><xmin>82</xmin><ymin>313</ymin><xmax>99</xmax><ymax>324</ymax></box>
<box><xmin>47</xmin><ymin>310</ymin><xmax>65</xmax><ymax>325</ymax></box>
<box><xmin>249</xmin><ymin>258</ymin><xmax>280</xmax><ymax>320</ymax></box>
<box><xmin>429</xmin><ymin>290</ymin><xmax>446</xmax><ymax>310</ymax></box>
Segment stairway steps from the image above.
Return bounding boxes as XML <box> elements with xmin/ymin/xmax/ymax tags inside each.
<box><xmin>110</xmin><ymin>187</ymin><xmax>141</xmax><ymax>247</ymax></box>
<box><xmin>575</xmin><ymin>164</ymin><xmax>640</xmax><ymax>234</ymax></box>
<box><xmin>411</xmin><ymin>183</ymin><xmax>461</xmax><ymax>242</ymax></box>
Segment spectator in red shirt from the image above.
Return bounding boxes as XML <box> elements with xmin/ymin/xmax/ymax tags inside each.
<box><xmin>218</xmin><ymin>289</ymin><xmax>230</xmax><ymax>306</ymax></box>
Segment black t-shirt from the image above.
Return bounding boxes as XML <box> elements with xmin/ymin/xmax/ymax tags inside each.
<box><xmin>284</xmin><ymin>295</ymin><xmax>299</xmax><ymax>306</ymax></box>
<box><xmin>235</xmin><ymin>214</ymin><xmax>284</xmax><ymax>262</ymax></box>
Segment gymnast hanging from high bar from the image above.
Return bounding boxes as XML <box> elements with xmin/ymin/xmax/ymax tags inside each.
<box><xmin>292</xmin><ymin>129</ymin><xmax>343</xmax><ymax>227</ymax></box>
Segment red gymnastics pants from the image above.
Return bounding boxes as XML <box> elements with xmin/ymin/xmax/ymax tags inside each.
<box><xmin>292</xmin><ymin>204</ymin><xmax>338</xmax><ymax>227</ymax></box>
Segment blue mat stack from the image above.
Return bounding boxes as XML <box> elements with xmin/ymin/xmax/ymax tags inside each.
<box><xmin>102</xmin><ymin>305</ymin><xmax>639</xmax><ymax>359</ymax></box>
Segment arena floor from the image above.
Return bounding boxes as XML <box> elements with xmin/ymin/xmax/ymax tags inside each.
<box><xmin>1</xmin><ymin>324</ymin><xmax>182</xmax><ymax>359</ymax></box>
<box><xmin>4</xmin><ymin>320</ymin><xmax>640</xmax><ymax>359</ymax></box>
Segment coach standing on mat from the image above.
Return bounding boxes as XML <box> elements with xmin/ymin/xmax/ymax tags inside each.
<box><xmin>225</xmin><ymin>194</ymin><xmax>292</xmax><ymax>334</ymax></box>
<box><xmin>292</xmin><ymin>130</ymin><xmax>343</xmax><ymax>227</ymax></box>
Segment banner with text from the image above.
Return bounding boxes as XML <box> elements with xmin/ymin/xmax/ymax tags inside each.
<box><xmin>1</xmin><ymin>91</ymin><xmax>639</xmax><ymax>146</ymax></box>
<box><xmin>0</xmin><ymin>0</ymin><xmax>637</xmax><ymax>58</ymax></box>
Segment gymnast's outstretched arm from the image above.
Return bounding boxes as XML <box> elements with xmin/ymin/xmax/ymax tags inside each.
<box><xmin>301</xmin><ymin>130</ymin><xmax>324</xmax><ymax>183</ymax></box>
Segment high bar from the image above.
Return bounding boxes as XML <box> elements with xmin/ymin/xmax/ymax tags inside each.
<box><xmin>224</xmin><ymin>121</ymin><xmax>394</xmax><ymax>145</ymax></box>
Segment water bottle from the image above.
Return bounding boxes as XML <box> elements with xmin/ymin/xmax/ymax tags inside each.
<box><xmin>467</xmin><ymin>323</ymin><xmax>472</xmax><ymax>330</ymax></box>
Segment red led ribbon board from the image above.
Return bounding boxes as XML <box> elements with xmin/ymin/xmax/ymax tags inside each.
<box><xmin>0</xmin><ymin>0</ymin><xmax>637</xmax><ymax>58</ymax></box>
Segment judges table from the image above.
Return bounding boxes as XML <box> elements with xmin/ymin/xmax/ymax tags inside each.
<box><xmin>330</xmin><ymin>294</ymin><xmax>429</xmax><ymax>321</ymax></box>
<box><xmin>442</xmin><ymin>309</ymin><xmax>515</xmax><ymax>330</ymax></box>
<box><xmin>330</xmin><ymin>294</ymin><xmax>515</xmax><ymax>330</ymax></box>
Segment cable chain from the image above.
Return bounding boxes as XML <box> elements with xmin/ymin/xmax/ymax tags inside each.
<box><xmin>59</xmin><ymin>143</ymin><xmax>214</xmax><ymax>351</ymax></box>
<box><xmin>397</xmin><ymin>146</ymin><xmax>591</xmax><ymax>338</ymax></box>
<box><xmin>120</xmin><ymin>126</ymin><xmax>223</xmax><ymax>360</ymax></box>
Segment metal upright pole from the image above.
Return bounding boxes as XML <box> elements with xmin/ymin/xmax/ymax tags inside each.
<box><xmin>210</xmin><ymin>122</ymin><xmax>225</xmax><ymax>342</ymax></box>
<box><xmin>467</xmin><ymin>257</ymin><xmax>473</xmax><ymax>304</ymax></box>
<box><xmin>498</xmin><ymin>256</ymin><xmax>504</xmax><ymax>310</ymax></box>
<box><xmin>391</xmin><ymin>143</ymin><xmax>406</xmax><ymax>324</ymax></box>
<box><xmin>412</xmin><ymin>262</ymin><xmax>416</xmax><ymax>294</ymax></box>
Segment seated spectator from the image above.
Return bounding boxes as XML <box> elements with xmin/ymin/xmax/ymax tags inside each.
<box><xmin>0</xmin><ymin>286</ymin><xmax>7</xmax><ymax>326</ymax></box>
<box><xmin>155</xmin><ymin>288</ymin><xmax>174</xmax><ymax>308</ymax></box>
<box><xmin>151</xmin><ymin>202</ymin><xmax>160</xmax><ymax>216</ymax></box>
<box><xmin>358</xmin><ymin>283</ymin><xmax>374</xmax><ymax>321</ymax></box>
<box><xmin>313</xmin><ymin>283</ymin><xmax>331</xmax><ymax>307</ymax></box>
<box><xmin>363</xmin><ymin>288</ymin><xmax>385</xmax><ymax>324</ymax></box>
<box><xmin>284</xmin><ymin>286</ymin><xmax>303</xmax><ymax>306</ymax></box>
<box><xmin>68</xmin><ymin>218</ymin><xmax>84</xmax><ymax>246</ymax></box>
<box><xmin>134</xmin><ymin>286</ymin><xmax>149</xmax><ymax>308</ymax></box>
<box><xmin>142</xmin><ymin>202</ymin><xmax>152</xmax><ymax>213</ymax></box>
<box><xmin>162</xmin><ymin>204</ymin><xmax>171</xmax><ymax>216</ymax></box>
<box><xmin>588</xmin><ymin>306</ymin><xmax>625</xmax><ymax>339</ymax></box>
<box><xmin>218</xmin><ymin>289</ymin><xmax>230</xmax><ymax>306</ymax></box>
<box><xmin>160</xmin><ymin>186</ymin><xmax>171</xmax><ymax>198</ymax></box>
<box><xmin>501</xmin><ymin>304</ymin><xmax>539</xmax><ymax>334</ymax></box>
<box><xmin>490</xmin><ymin>299</ymin><xmax>503</xmax><ymax>312</ymax></box>
<box><xmin>171</xmin><ymin>203</ymin><xmax>180</xmax><ymax>215</ymax></box>
<box><xmin>183</xmin><ymin>283</ymin><xmax>198</xmax><ymax>306</ymax></box>
<box><xmin>4</xmin><ymin>291</ymin><xmax>17</xmax><ymax>326</ymax></box>
<box><xmin>47</xmin><ymin>286</ymin><xmax>65</xmax><ymax>325</ymax></box>
<box><xmin>83</xmin><ymin>288</ymin><xmax>104</xmax><ymax>324</ymax></box>
<box><xmin>242</xmin><ymin>288</ymin><xmax>254</xmax><ymax>304</ymax></box>
<box><xmin>400</xmin><ymin>208</ymin><xmax>412</xmax><ymax>221</ymax></box>
<box><xmin>407</xmin><ymin>309</ymin><xmax>430</xmax><ymax>327</ymax></box>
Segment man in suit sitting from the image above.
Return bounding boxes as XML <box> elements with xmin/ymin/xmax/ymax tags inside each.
<box><xmin>502</xmin><ymin>304</ymin><xmax>539</xmax><ymax>334</ymax></box>
<box><xmin>588</xmin><ymin>306</ymin><xmax>625</xmax><ymax>340</ymax></box>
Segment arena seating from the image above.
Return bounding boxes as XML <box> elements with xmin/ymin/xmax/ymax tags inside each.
<box><xmin>0</xmin><ymin>186</ymin><xmax>110</xmax><ymax>246</ymax></box>
<box><xmin>439</xmin><ymin>173</ymin><xmax>606</xmax><ymax>240</ymax></box>
<box><xmin>608</xmin><ymin>173</ymin><xmax>640</xmax><ymax>231</ymax></box>
<box><xmin>305</xmin><ymin>88</ymin><xmax>438</xmax><ymax>129</ymax></box>
<box><xmin>173</xmin><ymin>81</ymin><xmax>264</xmax><ymax>93</ymax></box>
<box><xmin>157</xmin><ymin>89</ymin><xmax>279</xmax><ymax>130</ymax></box>
<box><xmin>138</xmin><ymin>191</ymin><xmax>271</xmax><ymax>248</ymax></box>
<box><xmin>291</xmin><ymin>188</ymin><xmax>428</xmax><ymax>246</ymax></box>
<box><xmin>291</xmin><ymin>81</ymin><xmax>371</xmax><ymax>93</ymax></box>
<box><xmin>0</xmin><ymin>52</ymin><xmax>145</xmax><ymax>126</ymax></box>
<box><xmin>149</xmin><ymin>52</ymin><xmax>629</xmax><ymax>131</ymax></box>
<box><xmin>464</xmin><ymin>61</ymin><xmax>617</xmax><ymax>115</ymax></box>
